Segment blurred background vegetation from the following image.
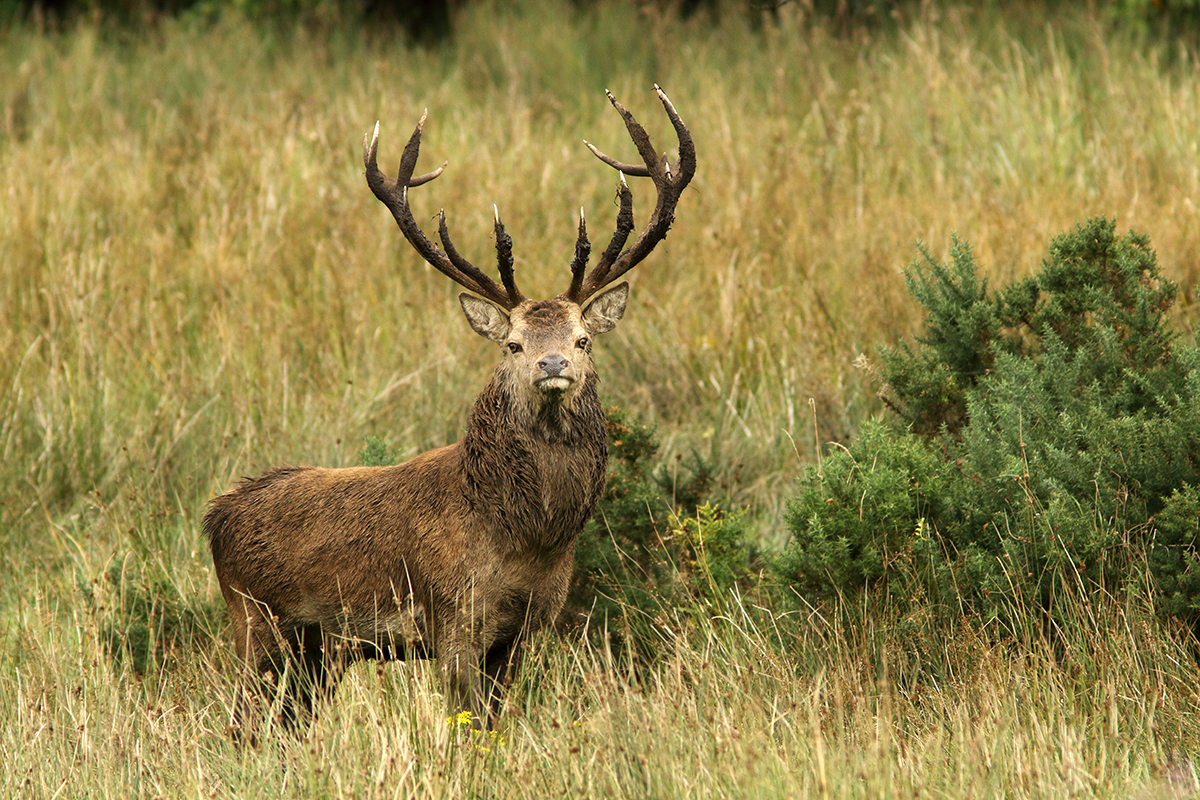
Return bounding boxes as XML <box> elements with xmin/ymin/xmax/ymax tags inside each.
<box><xmin>6</xmin><ymin>0</ymin><xmax>1200</xmax><ymax>38</ymax></box>
<box><xmin>2</xmin><ymin>0</ymin><xmax>1200</xmax><ymax>796</ymax></box>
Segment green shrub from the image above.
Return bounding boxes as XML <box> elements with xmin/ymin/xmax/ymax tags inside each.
<box><xmin>563</xmin><ymin>407</ymin><xmax>753</xmax><ymax>637</ymax></box>
<box><xmin>358</xmin><ymin>434</ymin><xmax>400</xmax><ymax>468</ymax></box>
<box><xmin>777</xmin><ymin>218</ymin><xmax>1200</xmax><ymax>630</ymax></box>
<box><xmin>774</xmin><ymin>419</ymin><xmax>951</xmax><ymax>606</ymax></box>
<box><xmin>1151</xmin><ymin>484</ymin><xmax>1200</xmax><ymax>623</ymax></box>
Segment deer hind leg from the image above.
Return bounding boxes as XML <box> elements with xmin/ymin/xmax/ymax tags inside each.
<box><xmin>224</xmin><ymin>596</ymin><xmax>334</xmax><ymax>740</ymax></box>
<box><xmin>224</xmin><ymin>594</ymin><xmax>291</xmax><ymax>743</ymax></box>
<box><xmin>275</xmin><ymin>623</ymin><xmax>336</xmax><ymax>728</ymax></box>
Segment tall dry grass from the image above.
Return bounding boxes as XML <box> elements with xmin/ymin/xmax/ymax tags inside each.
<box><xmin>4</xmin><ymin>579</ymin><xmax>1198</xmax><ymax>797</ymax></box>
<box><xmin>1</xmin><ymin>1</ymin><xmax>1199</xmax><ymax>796</ymax></box>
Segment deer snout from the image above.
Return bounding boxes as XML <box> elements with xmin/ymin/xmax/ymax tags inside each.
<box><xmin>535</xmin><ymin>353</ymin><xmax>574</xmax><ymax>391</ymax></box>
<box><xmin>538</xmin><ymin>354</ymin><xmax>569</xmax><ymax>376</ymax></box>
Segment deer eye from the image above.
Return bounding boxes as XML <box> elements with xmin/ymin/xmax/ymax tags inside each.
<box><xmin>507</xmin><ymin>342</ymin><xmax>522</xmax><ymax>354</ymax></box>
<box><xmin>576</xmin><ymin>337</ymin><xmax>589</xmax><ymax>350</ymax></box>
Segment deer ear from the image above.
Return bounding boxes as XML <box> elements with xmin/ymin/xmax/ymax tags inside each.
<box><xmin>582</xmin><ymin>282</ymin><xmax>629</xmax><ymax>335</ymax></box>
<box><xmin>459</xmin><ymin>293</ymin><xmax>511</xmax><ymax>343</ymax></box>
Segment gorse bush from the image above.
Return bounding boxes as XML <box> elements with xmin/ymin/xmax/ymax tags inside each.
<box><xmin>879</xmin><ymin>218</ymin><xmax>1181</xmax><ymax>437</ymax></box>
<box><xmin>358</xmin><ymin>434</ymin><xmax>400</xmax><ymax>468</ymax></box>
<box><xmin>777</xmin><ymin>218</ymin><xmax>1200</xmax><ymax>629</ymax></box>
<box><xmin>564</xmin><ymin>407</ymin><xmax>753</xmax><ymax>636</ymax></box>
<box><xmin>564</xmin><ymin>407</ymin><xmax>665</xmax><ymax>628</ymax></box>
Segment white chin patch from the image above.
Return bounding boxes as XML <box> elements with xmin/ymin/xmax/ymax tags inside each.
<box><xmin>539</xmin><ymin>377</ymin><xmax>572</xmax><ymax>391</ymax></box>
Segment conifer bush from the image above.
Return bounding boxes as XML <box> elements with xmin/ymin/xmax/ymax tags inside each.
<box><xmin>776</xmin><ymin>218</ymin><xmax>1200</xmax><ymax>629</ymax></box>
<box><xmin>564</xmin><ymin>407</ymin><xmax>752</xmax><ymax>634</ymax></box>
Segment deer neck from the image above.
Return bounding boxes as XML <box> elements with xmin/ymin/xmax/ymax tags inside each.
<box><xmin>461</xmin><ymin>373</ymin><xmax>607</xmax><ymax>552</ymax></box>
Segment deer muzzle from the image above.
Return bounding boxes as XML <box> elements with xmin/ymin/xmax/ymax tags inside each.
<box><xmin>535</xmin><ymin>354</ymin><xmax>573</xmax><ymax>391</ymax></box>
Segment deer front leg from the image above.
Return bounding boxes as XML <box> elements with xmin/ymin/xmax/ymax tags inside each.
<box><xmin>482</xmin><ymin>637</ymin><xmax>524</xmax><ymax>728</ymax></box>
<box><xmin>437</xmin><ymin>627</ymin><xmax>488</xmax><ymax>728</ymax></box>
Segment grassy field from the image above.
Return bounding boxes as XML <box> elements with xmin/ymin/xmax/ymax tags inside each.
<box><xmin>2</xmin><ymin>1</ymin><xmax>1199</xmax><ymax>796</ymax></box>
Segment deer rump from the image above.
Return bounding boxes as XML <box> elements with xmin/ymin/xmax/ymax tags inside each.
<box><xmin>203</xmin><ymin>86</ymin><xmax>694</xmax><ymax>736</ymax></box>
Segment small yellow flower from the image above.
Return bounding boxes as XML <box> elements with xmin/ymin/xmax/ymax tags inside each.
<box><xmin>447</xmin><ymin>710</ymin><xmax>507</xmax><ymax>749</ymax></box>
<box><xmin>475</xmin><ymin>730</ymin><xmax>507</xmax><ymax>751</ymax></box>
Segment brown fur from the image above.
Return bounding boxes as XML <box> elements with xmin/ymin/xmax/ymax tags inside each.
<box><xmin>204</xmin><ymin>293</ymin><xmax>620</xmax><ymax>735</ymax></box>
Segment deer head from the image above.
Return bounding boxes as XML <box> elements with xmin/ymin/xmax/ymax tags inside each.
<box><xmin>362</xmin><ymin>86</ymin><xmax>695</xmax><ymax>405</ymax></box>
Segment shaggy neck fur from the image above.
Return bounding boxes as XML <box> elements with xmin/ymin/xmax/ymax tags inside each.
<box><xmin>461</xmin><ymin>370</ymin><xmax>607</xmax><ymax>554</ymax></box>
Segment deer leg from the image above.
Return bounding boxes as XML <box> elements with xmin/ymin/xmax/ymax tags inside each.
<box><xmin>482</xmin><ymin>637</ymin><xmax>524</xmax><ymax>728</ymax></box>
<box><xmin>283</xmin><ymin>623</ymin><xmax>347</xmax><ymax>727</ymax></box>
<box><xmin>438</xmin><ymin>632</ymin><xmax>487</xmax><ymax>728</ymax></box>
<box><xmin>225</xmin><ymin>595</ymin><xmax>295</xmax><ymax>743</ymax></box>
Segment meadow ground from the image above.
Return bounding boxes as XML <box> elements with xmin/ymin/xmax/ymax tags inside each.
<box><xmin>1</xmin><ymin>1</ymin><xmax>1199</xmax><ymax>796</ymax></box>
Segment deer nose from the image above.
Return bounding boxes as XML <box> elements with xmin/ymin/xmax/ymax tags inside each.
<box><xmin>537</xmin><ymin>354</ymin><xmax>569</xmax><ymax>377</ymax></box>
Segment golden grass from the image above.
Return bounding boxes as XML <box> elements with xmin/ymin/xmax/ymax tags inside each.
<box><xmin>2</xmin><ymin>1</ymin><xmax>1199</xmax><ymax>796</ymax></box>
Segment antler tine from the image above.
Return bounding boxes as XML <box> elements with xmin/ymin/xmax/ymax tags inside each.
<box><xmin>493</xmin><ymin>205</ymin><xmax>522</xmax><ymax>304</ymax></box>
<box><xmin>364</xmin><ymin>116</ymin><xmax>523</xmax><ymax>310</ymax></box>
<box><xmin>436</xmin><ymin>210</ymin><xmax>515</xmax><ymax>303</ymax></box>
<box><xmin>581</xmin><ymin>90</ymin><xmax>657</xmax><ymax>178</ymax></box>
<box><xmin>567</xmin><ymin>207</ymin><xmax>591</xmax><ymax>301</ymax></box>
<box><xmin>568</xmin><ymin>86</ymin><xmax>696</xmax><ymax>304</ymax></box>
<box><xmin>590</xmin><ymin>175</ymin><xmax>635</xmax><ymax>284</ymax></box>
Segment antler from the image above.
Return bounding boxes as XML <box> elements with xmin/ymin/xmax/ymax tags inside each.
<box><xmin>563</xmin><ymin>85</ymin><xmax>696</xmax><ymax>305</ymax></box>
<box><xmin>363</xmin><ymin>113</ymin><xmax>525</xmax><ymax>310</ymax></box>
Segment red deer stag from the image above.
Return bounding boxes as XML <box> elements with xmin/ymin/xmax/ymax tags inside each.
<box><xmin>204</xmin><ymin>87</ymin><xmax>694</xmax><ymax>736</ymax></box>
